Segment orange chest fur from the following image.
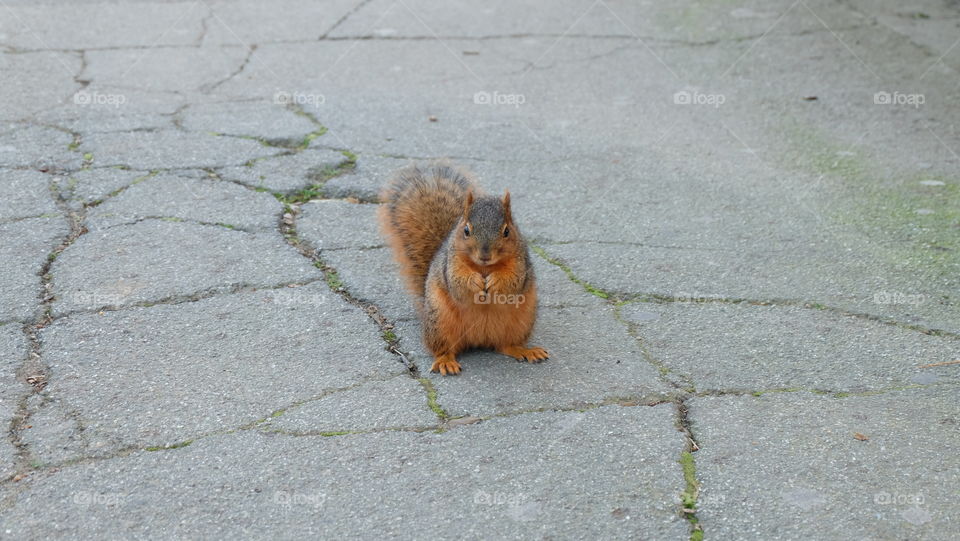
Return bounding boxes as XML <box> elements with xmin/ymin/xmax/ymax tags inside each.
<box><xmin>431</xmin><ymin>283</ymin><xmax>537</xmax><ymax>348</ymax></box>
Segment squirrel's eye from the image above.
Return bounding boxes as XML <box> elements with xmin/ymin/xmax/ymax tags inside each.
<box><xmin>503</xmin><ymin>226</ymin><xmax>510</xmax><ymax>238</ymax></box>
<box><xmin>463</xmin><ymin>226</ymin><xmax>470</xmax><ymax>237</ymax></box>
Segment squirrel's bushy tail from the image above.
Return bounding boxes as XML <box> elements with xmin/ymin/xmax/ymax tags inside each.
<box><xmin>378</xmin><ymin>162</ymin><xmax>476</xmax><ymax>296</ymax></box>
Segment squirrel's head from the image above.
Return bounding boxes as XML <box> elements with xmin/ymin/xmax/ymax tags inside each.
<box><xmin>456</xmin><ymin>189</ymin><xmax>520</xmax><ymax>268</ymax></box>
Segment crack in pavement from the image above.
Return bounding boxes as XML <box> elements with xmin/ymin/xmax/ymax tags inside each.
<box><xmin>203</xmin><ymin>44</ymin><xmax>257</xmax><ymax>93</ymax></box>
<box><xmin>320</xmin><ymin>0</ymin><xmax>377</xmax><ymax>40</ymax></box>
<box><xmin>532</xmin><ymin>244</ymin><xmax>960</xmax><ymax>339</ymax></box>
<box><xmin>0</xmin><ymin>23</ymin><xmax>878</xmax><ymax>54</ymax></box>
<box><xmin>0</xmin><ymin>370</ymin><xmax>409</xmax><ymax>497</ymax></box>
<box><xmin>7</xmin><ymin>171</ymin><xmax>89</xmax><ymax>484</ymax></box>
<box><xmin>96</xmin><ymin>214</ymin><xmax>259</xmax><ymax>233</ymax></box>
<box><xmin>276</xmin><ymin>186</ymin><xmax>412</xmax><ymax>373</ymax></box>
<box><xmin>47</xmin><ymin>276</ymin><xmax>329</xmax><ymax>320</ymax></box>
<box><xmin>0</xmin><ymin>392</ymin><xmax>677</xmax><ymax>498</ymax></box>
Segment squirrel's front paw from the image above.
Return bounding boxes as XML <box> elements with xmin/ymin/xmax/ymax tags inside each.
<box><xmin>469</xmin><ymin>273</ymin><xmax>486</xmax><ymax>293</ymax></box>
<box><xmin>484</xmin><ymin>273</ymin><xmax>502</xmax><ymax>294</ymax></box>
<box><xmin>498</xmin><ymin>345</ymin><xmax>549</xmax><ymax>363</ymax></box>
<box><xmin>430</xmin><ymin>354</ymin><xmax>462</xmax><ymax>375</ymax></box>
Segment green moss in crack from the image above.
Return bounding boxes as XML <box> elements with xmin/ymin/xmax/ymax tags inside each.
<box><xmin>298</xmin><ymin>127</ymin><xmax>328</xmax><ymax>150</ymax></box>
<box><xmin>325</xmin><ymin>270</ymin><xmax>344</xmax><ymax>290</ymax></box>
<box><xmin>750</xmin><ymin>387</ymin><xmax>803</xmax><ymax>397</ymax></box>
<box><xmin>145</xmin><ymin>439</ymin><xmax>193</xmax><ymax>452</ymax></box>
<box><xmin>283</xmin><ymin>185</ymin><xmax>325</xmax><ymax>205</ymax></box>
<box><xmin>531</xmin><ymin>244</ymin><xmax>610</xmax><ymax>299</ymax></box>
<box><xmin>679</xmin><ymin>451</ymin><xmax>702</xmax><ymax>540</ymax></box>
<box><xmin>382</xmin><ymin>329</ymin><xmax>397</xmax><ymax>343</ymax></box>
<box><xmin>419</xmin><ymin>378</ymin><xmax>448</xmax><ymax>421</ymax></box>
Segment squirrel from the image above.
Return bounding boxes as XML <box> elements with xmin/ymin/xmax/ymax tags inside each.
<box><xmin>378</xmin><ymin>161</ymin><xmax>548</xmax><ymax>375</ymax></box>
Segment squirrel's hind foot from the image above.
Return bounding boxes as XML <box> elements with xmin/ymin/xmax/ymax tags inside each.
<box><xmin>498</xmin><ymin>345</ymin><xmax>549</xmax><ymax>363</ymax></box>
<box><xmin>430</xmin><ymin>353</ymin><xmax>462</xmax><ymax>376</ymax></box>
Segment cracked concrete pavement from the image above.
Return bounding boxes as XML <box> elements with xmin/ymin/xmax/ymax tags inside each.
<box><xmin>1</xmin><ymin>0</ymin><xmax>958</xmax><ymax>539</ymax></box>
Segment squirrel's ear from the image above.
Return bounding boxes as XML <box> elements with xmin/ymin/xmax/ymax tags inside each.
<box><xmin>462</xmin><ymin>189</ymin><xmax>474</xmax><ymax>218</ymax></box>
<box><xmin>502</xmin><ymin>190</ymin><xmax>512</xmax><ymax>222</ymax></box>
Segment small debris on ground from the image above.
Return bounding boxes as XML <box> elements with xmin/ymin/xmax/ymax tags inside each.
<box><xmin>919</xmin><ymin>359</ymin><xmax>960</xmax><ymax>369</ymax></box>
<box><xmin>26</xmin><ymin>374</ymin><xmax>47</xmax><ymax>390</ymax></box>
<box><xmin>447</xmin><ymin>416</ymin><xmax>482</xmax><ymax>427</ymax></box>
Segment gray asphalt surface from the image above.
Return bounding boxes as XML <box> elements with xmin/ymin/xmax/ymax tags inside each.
<box><xmin>1</xmin><ymin>1</ymin><xmax>957</xmax><ymax>539</ymax></box>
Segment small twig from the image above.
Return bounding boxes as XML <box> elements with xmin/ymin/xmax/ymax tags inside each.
<box><xmin>919</xmin><ymin>359</ymin><xmax>960</xmax><ymax>369</ymax></box>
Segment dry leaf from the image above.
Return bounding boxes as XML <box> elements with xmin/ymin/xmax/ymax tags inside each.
<box><xmin>853</xmin><ymin>432</ymin><xmax>869</xmax><ymax>441</ymax></box>
<box><xmin>447</xmin><ymin>416</ymin><xmax>482</xmax><ymax>427</ymax></box>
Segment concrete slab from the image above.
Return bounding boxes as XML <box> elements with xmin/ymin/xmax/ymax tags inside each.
<box><xmin>261</xmin><ymin>375</ymin><xmax>439</xmax><ymax>433</ymax></box>
<box><xmin>0</xmin><ymin>217</ymin><xmax>69</xmax><ymax>322</ymax></box>
<box><xmin>621</xmin><ymin>301</ymin><xmax>960</xmax><ymax>392</ymax></box>
<box><xmin>34</xmin><ymin>284</ymin><xmax>406</xmax><ymax>460</ymax></box>
<box><xmin>51</xmin><ymin>220</ymin><xmax>320</xmax><ymax>315</ymax></box>
<box><xmin>689</xmin><ymin>387</ymin><xmax>960</xmax><ymax>540</ymax></box>
<box><xmin>2</xmin><ymin>404</ymin><xmax>688</xmax><ymax>540</ymax></box>
<box><xmin>86</xmin><ymin>173</ymin><xmax>281</xmax><ymax>232</ymax></box>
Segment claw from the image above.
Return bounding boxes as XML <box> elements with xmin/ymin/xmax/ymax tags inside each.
<box><xmin>498</xmin><ymin>345</ymin><xmax>549</xmax><ymax>364</ymax></box>
<box><xmin>430</xmin><ymin>354</ymin><xmax>462</xmax><ymax>375</ymax></box>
